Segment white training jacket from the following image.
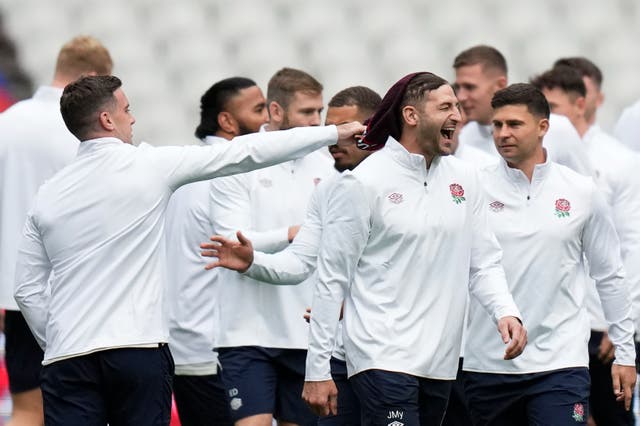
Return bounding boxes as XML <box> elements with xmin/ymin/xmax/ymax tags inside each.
<box><xmin>210</xmin><ymin>143</ymin><xmax>334</xmax><ymax>349</ymax></box>
<box><xmin>580</xmin><ymin>126</ymin><xmax>640</xmax><ymax>334</ymax></box>
<box><xmin>0</xmin><ymin>86</ymin><xmax>78</xmax><ymax>310</ymax></box>
<box><xmin>13</xmin><ymin>125</ymin><xmax>339</xmax><ymax>365</ymax></box>
<box><xmin>614</xmin><ymin>99</ymin><xmax>640</xmax><ymax>152</ymax></box>
<box><xmin>464</xmin><ymin>157</ymin><xmax>635</xmax><ymax>374</ymax></box>
<box><xmin>459</xmin><ymin>114</ymin><xmax>592</xmax><ymax>176</ymax></box>
<box><xmin>306</xmin><ymin>138</ymin><xmax>521</xmax><ymax>381</ymax></box>
<box><xmin>164</xmin><ymin>135</ymin><xmax>228</xmax><ymax>374</ymax></box>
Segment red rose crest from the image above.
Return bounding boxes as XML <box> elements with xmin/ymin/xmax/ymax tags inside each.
<box><xmin>572</xmin><ymin>403</ymin><xmax>584</xmax><ymax>422</ymax></box>
<box><xmin>450</xmin><ymin>183</ymin><xmax>466</xmax><ymax>204</ymax></box>
<box><xmin>555</xmin><ymin>198</ymin><xmax>571</xmax><ymax>218</ymax></box>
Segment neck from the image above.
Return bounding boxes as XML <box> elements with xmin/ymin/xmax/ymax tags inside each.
<box><xmin>573</xmin><ymin>119</ymin><xmax>590</xmax><ymax>138</ymax></box>
<box><xmin>507</xmin><ymin>148</ymin><xmax>545</xmax><ymax>182</ymax></box>
<box><xmin>50</xmin><ymin>77</ymin><xmax>70</xmax><ymax>89</ymax></box>
<box><xmin>399</xmin><ymin>134</ymin><xmax>436</xmax><ymax>169</ymax></box>
<box><xmin>214</xmin><ymin>131</ymin><xmax>234</xmax><ymax>141</ymax></box>
<box><xmin>265</xmin><ymin>121</ymin><xmax>280</xmax><ymax>132</ymax></box>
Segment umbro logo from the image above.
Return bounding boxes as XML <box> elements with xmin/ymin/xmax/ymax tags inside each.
<box><xmin>230</xmin><ymin>397</ymin><xmax>242</xmax><ymax>411</ymax></box>
<box><xmin>258</xmin><ymin>178</ymin><xmax>272</xmax><ymax>188</ymax></box>
<box><xmin>387</xmin><ymin>409</ymin><xmax>405</xmax><ymax>425</ymax></box>
<box><xmin>388</xmin><ymin>192</ymin><xmax>404</xmax><ymax>204</ymax></box>
<box><xmin>489</xmin><ymin>201</ymin><xmax>504</xmax><ymax>212</ymax></box>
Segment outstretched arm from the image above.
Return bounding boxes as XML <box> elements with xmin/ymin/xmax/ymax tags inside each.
<box><xmin>203</xmin><ymin>178</ymin><xmax>327</xmax><ymax>284</ymax></box>
<box><xmin>201</xmin><ymin>231</ymin><xmax>254</xmax><ymax>273</ymax></box>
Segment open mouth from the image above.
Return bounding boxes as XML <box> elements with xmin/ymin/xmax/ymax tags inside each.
<box><xmin>440</xmin><ymin>127</ymin><xmax>455</xmax><ymax>140</ymax></box>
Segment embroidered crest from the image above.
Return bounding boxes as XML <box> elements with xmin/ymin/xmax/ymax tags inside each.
<box><xmin>489</xmin><ymin>201</ymin><xmax>504</xmax><ymax>212</ymax></box>
<box><xmin>555</xmin><ymin>198</ymin><xmax>571</xmax><ymax>218</ymax></box>
<box><xmin>230</xmin><ymin>397</ymin><xmax>243</xmax><ymax>411</ymax></box>
<box><xmin>388</xmin><ymin>192</ymin><xmax>404</xmax><ymax>204</ymax></box>
<box><xmin>571</xmin><ymin>403</ymin><xmax>584</xmax><ymax>422</ymax></box>
<box><xmin>313</xmin><ymin>177</ymin><xmax>321</xmax><ymax>186</ymax></box>
<box><xmin>449</xmin><ymin>183</ymin><xmax>466</xmax><ymax>204</ymax></box>
<box><xmin>258</xmin><ymin>178</ymin><xmax>272</xmax><ymax>188</ymax></box>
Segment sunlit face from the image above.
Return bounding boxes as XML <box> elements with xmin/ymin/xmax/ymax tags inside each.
<box><xmin>325</xmin><ymin>104</ymin><xmax>373</xmax><ymax>171</ymax></box>
<box><xmin>413</xmin><ymin>84</ymin><xmax>462</xmax><ymax>158</ymax></box>
<box><xmin>110</xmin><ymin>88</ymin><xmax>135</xmax><ymax>144</ymax></box>
<box><xmin>281</xmin><ymin>91</ymin><xmax>323</xmax><ymax>129</ymax></box>
<box><xmin>540</xmin><ymin>87</ymin><xmax>582</xmax><ymax>129</ymax></box>
<box><xmin>226</xmin><ymin>85</ymin><xmax>268</xmax><ymax>135</ymax></box>
<box><xmin>455</xmin><ymin>63</ymin><xmax>505</xmax><ymax>124</ymax></box>
<box><xmin>492</xmin><ymin>104</ymin><xmax>547</xmax><ymax>167</ymax></box>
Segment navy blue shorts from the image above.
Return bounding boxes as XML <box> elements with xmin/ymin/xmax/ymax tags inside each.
<box><xmin>441</xmin><ymin>358</ymin><xmax>471</xmax><ymax>426</ymax></box>
<box><xmin>217</xmin><ymin>346</ymin><xmax>317</xmax><ymax>425</ymax></box>
<box><xmin>318</xmin><ymin>357</ymin><xmax>361</xmax><ymax>425</ymax></box>
<box><xmin>173</xmin><ymin>370</ymin><xmax>232</xmax><ymax>426</ymax></box>
<box><xmin>463</xmin><ymin>367</ymin><xmax>590</xmax><ymax>426</ymax></box>
<box><xmin>349</xmin><ymin>369</ymin><xmax>452</xmax><ymax>426</ymax></box>
<box><xmin>41</xmin><ymin>344</ymin><xmax>174</xmax><ymax>426</ymax></box>
<box><xmin>4</xmin><ymin>309</ymin><xmax>44</xmax><ymax>393</ymax></box>
<box><xmin>588</xmin><ymin>331</ymin><xmax>634</xmax><ymax>426</ymax></box>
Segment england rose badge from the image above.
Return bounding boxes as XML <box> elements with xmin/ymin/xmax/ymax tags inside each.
<box><xmin>449</xmin><ymin>183</ymin><xmax>465</xmax><ymax>204</ymax></box>
<box><xmin>555</xmin><ymin>198</ymin><xmax>571</xmax><ymax>218</ymax></box>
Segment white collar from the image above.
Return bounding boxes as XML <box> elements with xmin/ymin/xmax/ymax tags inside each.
<box><xmin>385</xmin><ymin>137</ymin><xmax>433</xmax><ymax>171</ymax></box>
<box><xmin>77</xmin><ymin>137</ymin><xmax>125</xmax><ymax>156</ymax></box>
<box><xmin>498</xmin><ymin>148</ymin><xmax>551</xmax><ymax>184</ymax></box>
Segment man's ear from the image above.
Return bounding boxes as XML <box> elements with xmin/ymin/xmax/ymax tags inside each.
<box><xmin>495</xmin><ymin>75</ymin><xmax>508</xmax><ymax>90</ymax></box>
<box><xmin>269</xmin><ymin>101</ymin><xmax>284</xmax><ymax>124</ymax></box>
<box><xmin>538</xmin><ymin>117</ymin><xmax>550</xmax><ymax>138</ymax></box>
<box><xmin>596</xmin><ymin>91</ymin><xmax>604</xmax><ymax>108</ymax></box>
<box><xmin>98</xmin><ymin>111</ymin><xmax>114</xmax><ymax>131</ymax></box>
<box><xmin>401</xmin><ymin>105</ymin><xmax>419</xmax><ymax>127</ymax></box>
<box><xmin>575</xmin><ymin>96</ymin><xmax>587</xmax><ymax>117</ymax></box>
<box><xmin>217</xmin><ymin>111</ymin><xmax>236</xmax><ymax>134</ymax></box>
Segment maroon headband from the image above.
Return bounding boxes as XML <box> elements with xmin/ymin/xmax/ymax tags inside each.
<box><xmin>357</xmin><ymin>72</ymin><xmax>427</xmax><ymax>151</ymax></box>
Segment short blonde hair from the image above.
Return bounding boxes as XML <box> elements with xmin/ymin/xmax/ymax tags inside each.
<box><xmin>267</xmin><ymin>67</ymin><xmax>322</xmax><ymax>109</ymax></box>
<box><xmin>55</xmin><ymin>35</ymin><xmax>113</xmax><ymax>80</ymax></box>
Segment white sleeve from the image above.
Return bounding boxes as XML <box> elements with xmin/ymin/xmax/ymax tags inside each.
<box><xmin>13</xmin><ymin>212</ymin><xmax>51</xmax><ymax>350</ymax></box>
<box><xmin>148</xmin><ymin>125</ymin><xmax>338</xmax><ymax>190</ymax></box>
<box><xmin>209</xmin><ymin>176</ymin><xmax>289</xmax><ymax>253</ymax></box>
<box><xmin>305</xmin><ymin>175</ymin><xmax>370</xmax><ymax>381</ymax></box>
<box><xmin>583</xmin><ymin>186</ymin><xmax>636</xmax><ymax>366</ymax></box>
<box><xmin>469</xmin><ymin>172</ymin><xmax>522</xmax><ymax>323</ymax></box>
<box><xmin>244</xmin><ymin>185</ymin><xmax>324</xmax><ymax>284</ymax></box>
<box><xmin>609</xmin><ymin>166</ymin><xmax>640</xmax><ymax>341</ymax></box>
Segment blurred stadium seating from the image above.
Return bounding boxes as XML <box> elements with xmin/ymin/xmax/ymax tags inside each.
<box><xmin>0</xmin><ymin>0</ymin><xmax>638</xmax><ymax>146</ymax></box>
